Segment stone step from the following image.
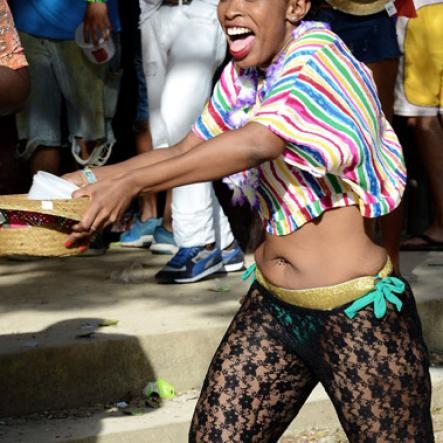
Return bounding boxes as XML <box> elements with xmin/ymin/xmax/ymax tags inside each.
<box><xmin>2</xmin><ymin>368</ymin><xmax>442</xmax><ymax>443</ymax></box>
<box><xmin>0</xmin><ymin>249</ymin><xmax>248</xmax><ymax>417</ymax></box>
<box><xmin>0</xmin><ymin>250</ymin><xmax>442</xmax><ymax>417</ymax></box>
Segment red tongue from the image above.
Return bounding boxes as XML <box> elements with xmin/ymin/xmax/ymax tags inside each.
<box><xmin>229</xmin><ymin>35</ymin><xmax>255</xmax><ymax>59</ymax></box>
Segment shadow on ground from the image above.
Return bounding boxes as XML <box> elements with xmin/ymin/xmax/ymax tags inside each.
<box><xmin>0</xmin><ymin>317</ymin><xmax>156</xmax><ymax>419</ymax></box>
<box><xmin>0</xmin><ymin>249</ymin><xmax>245</xmax><ymax>320</ymax></box>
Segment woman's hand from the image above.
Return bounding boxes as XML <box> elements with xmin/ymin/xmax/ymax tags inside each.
<box><xmin>62</xmin><ymin>170</ymin><xmax>88</xmax><ymax>188</ymax></box>
<box><xmin>83</xmin><ymin>3</ymin><xmax>112</xmax><ymax>45</ymax></box>
<box><xmin>65</xmin><ymin>175</ymin><xmax>138</xmax><ymax>247</ymax></box>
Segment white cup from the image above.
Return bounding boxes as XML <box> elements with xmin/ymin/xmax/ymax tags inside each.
<box><xmin>28</xmin><ymin>171</ymin><xmax>79</xmax><ymax>200</ymax></box>
<box><xmin>75</xmin><ymin>23</ymin><xmax>115</xmax><ymax>65</ymax></box>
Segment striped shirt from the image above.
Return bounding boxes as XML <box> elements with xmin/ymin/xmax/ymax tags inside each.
<box><xmin>193</xmin><ymin>22</ymin><xmax>406</xmax><ymax>236</ymax></box>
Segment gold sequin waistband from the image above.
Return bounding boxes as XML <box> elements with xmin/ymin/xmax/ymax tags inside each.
<box><xmin>255</xmin><ymin>258</ymin><xmax>393</xmax><ymax>310</ymax></box>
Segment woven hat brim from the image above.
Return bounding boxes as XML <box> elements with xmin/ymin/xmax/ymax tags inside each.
<box><xmin>326</xmin><ymin>0</ymin><xmax>388</xmax><ymax>15</ymax></box>
<box><xmin>0</xmin><ymin>194</ymin><xmax>89</xmax><ymax>221</ymax></box>
<box><xmin>0</xmin><ymin>227</ymin><xmax>83</xmax><ymax>256</ymax></box>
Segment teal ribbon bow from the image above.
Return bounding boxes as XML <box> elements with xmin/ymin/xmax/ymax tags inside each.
<box><xmin>344</xmin><ymin>276</ymin><xmax>406</xmax><ymax>320</ymax></box>
<box><xmin>242</xmin><ymin>262</ymin><xmax>257</xmax><ymax>284</ymax></box>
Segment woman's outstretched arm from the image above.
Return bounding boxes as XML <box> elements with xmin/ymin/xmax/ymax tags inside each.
<box><xmin>67</xmin><ymin>122</ymin><xmax>285</xmax><ymax>242</ymax></box>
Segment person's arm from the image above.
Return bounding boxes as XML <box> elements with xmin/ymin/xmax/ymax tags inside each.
<box><xmin>64</xmin><ymin>130</ymin><xmax>201</xmax><ymax>187</ymax></box>
<box><xmin>132</xmin><ymin>123</ymin><xmax>284</xmax><ymax>195</ymax></box>
<box><xmin>66</xmin><ymin>122</ymin><xmax>286</xmax><ymax>243</ymax></box>
<box><xmin>83</xmin><ymin>1</ymin><xmax>112</xmax><ymax>45</ymax></box>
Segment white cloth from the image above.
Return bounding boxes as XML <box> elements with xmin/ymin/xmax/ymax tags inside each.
<box><xmin>140</xmin><ymin>0</ymin><xmax>234</xmax><ymax>249</ymax></box>
<box><xmin>139</xmin><ymin>0</ymin><xmax>219</xmax><ymax>25</ymax></box>
<box><xmin>139</xmin><ymin>0</ymin><xmax>161</xmax><ymax>26</ymax></box>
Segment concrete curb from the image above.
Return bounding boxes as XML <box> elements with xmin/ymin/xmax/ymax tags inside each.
<box><xmin>0</xmin><ymin>327</ymin><xmax>226</xmax><ymax>417</ymax></box>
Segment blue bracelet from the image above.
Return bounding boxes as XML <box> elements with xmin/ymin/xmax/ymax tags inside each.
<box><xmin>82</xmin><ymin>167</ymin><xmax>97</xmax><ymax>184</ymax></box>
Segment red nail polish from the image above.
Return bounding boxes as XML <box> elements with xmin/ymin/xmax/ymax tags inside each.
<box><xmin>79</xmin><ymin>245</ymin><xmax>88</xmax><ymax>252</ymax></box>
<box><xmin>64</xmin><ymin>241</ymin><xmax>73</xmax><ymax>248</ymax></box>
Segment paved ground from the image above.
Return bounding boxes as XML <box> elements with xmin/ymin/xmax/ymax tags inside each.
<box><xmin>281</xmin><ymin>407</ymin><xmax>443</xmax><ymax>442</ymax></box>
<box><xmin>1</xmin><ymin>248</ymin><xmax>442</xmax><ymax>342</ymax></box>
<box><xmin>1</xmin><ymin>392</ymin><xmax>442</xmax><ymax>443</ymax></box>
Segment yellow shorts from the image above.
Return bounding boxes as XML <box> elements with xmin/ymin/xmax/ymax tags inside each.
<box><xmin>394</xmin><ymin>0</ymin><xmax>443</xmax><ymax>116</ymax></box>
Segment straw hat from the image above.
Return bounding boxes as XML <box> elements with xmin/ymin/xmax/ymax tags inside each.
<box><xmin>0</xmin><ymin>194</ymin><xmax>90</xmax><ymax>257</ymax></box>
<box><xmin>325</xmin><ymin>0</ymin><xmax>389</xmax><ymax>15</ymax></box>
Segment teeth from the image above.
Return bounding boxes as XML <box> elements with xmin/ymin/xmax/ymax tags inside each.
<box><xmin>227</xmin><ymin>27</ymin><xmax>252</xmax><ymax>36</ymax></box>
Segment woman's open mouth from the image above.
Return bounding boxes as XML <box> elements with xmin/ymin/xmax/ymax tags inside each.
<box><xmin>226</xmin><ymin>27</ymin><xmax>256</xmax><ymax>60</ymax></box>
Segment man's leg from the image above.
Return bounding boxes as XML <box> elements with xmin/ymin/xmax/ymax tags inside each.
<box><xmin>154</xmin><ymin>2</ymin><xmax>239</xmax><ymax>281</ymax></box>
<box><xmin>53</xmin><ymin>38</ymin><xmax>119</xmax><ymax>167</ymax></box>
<box><xmin>140</xmin><ymin>6</ymin><xmax>176</xmax><ymax>242</ymax></box>
<box><xmin>395</xmin><ymin>4</ymin><xmax>443</xmax><ymax>249</ymax></box>
<box><xmin>402</xmin><ymin>115</ymin><xmax>443</xmax><ymax>245</ymax></box>
<box><xmin>30</xmin><ymin>147</ymin><xmax>60</xmax><ymax>175</ymax></box>
<box><xmin>135</xmin><ymin>119</ymin><xmax>157</xmax><ymax>222</ymax></box>
<box><xmin>0</xmin><ymin>66</ymin><xmax>30</xmax><ymax>116</ymax></box>
<box><xmin>117</xmin><ymin>33</ymin><xmax>161</xmax><ymax>248</ymax></box>
<box><xmin>164</xmin><ymin>3</ymin><xmax>231</xmax><ymax>246</ymax></box>
<box><xmin>367</xmin><ymin>59</ymin><xmax>403</xmax><ymax>274</ymax></box>
<box><xmin>15</xmin><ymin>33</ymin><xmax>63</xmax><ymax>175</ymax></box>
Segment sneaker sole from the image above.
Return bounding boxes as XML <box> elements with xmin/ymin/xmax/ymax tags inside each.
<box><xmin>174</xmin><ymin>261</ymin><xmax>224</xmax><ymax>284</ymax></box>
<box><xmin>155</xmin><ymin>273</ymin><xmax>176</xmax><ymax>284</ymax></box>
<box><xmin>150</xmin><ymin>243</ymin><xmax>179</xmax><ymax>255</ymax></box>
<box><xmin>117</xmin><ymin>234</ymin><xmax>154</xmax><ymax>248</ymax></box>
<box><xmin>222</xmin><ymin>262</ymin><xmax>245</xmax><ymax>273</ymax></box>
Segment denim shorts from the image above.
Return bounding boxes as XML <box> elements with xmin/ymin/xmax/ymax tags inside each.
<box><xmin>16</xmin><ymin>32</ymin><xmax>122</xmax><ymax>160</ymax></box>
<box><xmin>317</xmin><ymin>10</ymin><xmax>401</xmax><ymax>64</ymax></box>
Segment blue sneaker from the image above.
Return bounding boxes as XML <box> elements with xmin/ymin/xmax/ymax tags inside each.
<box><xmin>221</xmin><ymin>241</ymin><xmax>245</xmax><ymax>272</ymax></box>
<box><xmin>155</xmin><ymin>246</ymin><xmax>223</xmax><ymax>283</ymax></box>
<box><xmin>150</xmin><ymin>226</ymin><xmax>178</xmax><ymax>255</ymax></box>
<box><xmin>118</xmin><ymin>217</ymin><xmax>162</xmax><ymax>248</ymax></box>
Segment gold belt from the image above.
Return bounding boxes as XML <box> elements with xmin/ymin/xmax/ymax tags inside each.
<box><xmin>255</xmin><ymin>258</ymin><xmax>393</xmax><ymax>310</ymax></box>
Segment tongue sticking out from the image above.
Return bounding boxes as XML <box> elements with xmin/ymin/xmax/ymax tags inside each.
<box><xmin>229</xmin><ymin>35</ymin><xmax>255</xmax><ymax>60</ymax></box>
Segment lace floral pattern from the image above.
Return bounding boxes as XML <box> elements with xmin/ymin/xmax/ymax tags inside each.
<box><xmin>190</xmin><ymin>282</ymin><xmax>434</xmax><ymax>442</ymax></box>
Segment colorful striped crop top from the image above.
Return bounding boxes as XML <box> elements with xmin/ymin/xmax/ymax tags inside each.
<box><xmin>192</xmin><ymin>22</ymin><xmax>406</xmax><ymax>236</ymax></box>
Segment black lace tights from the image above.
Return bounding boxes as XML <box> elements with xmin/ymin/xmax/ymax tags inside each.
<box><xmin>190</xmin><ymin>282</ymin><xmax>433</xmax><ymax>443</ymax></box>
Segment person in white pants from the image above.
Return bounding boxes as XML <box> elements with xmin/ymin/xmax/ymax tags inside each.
<box><xmin>139</xmin><ymin>0</ymin><xmax>244</xmax><ymax>283</ymax></box>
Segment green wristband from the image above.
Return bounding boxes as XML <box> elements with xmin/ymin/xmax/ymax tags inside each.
<box><xmin>82</xmin><ymin>167</ymin><xmax>97</xmax><ymax>184</ymax></box>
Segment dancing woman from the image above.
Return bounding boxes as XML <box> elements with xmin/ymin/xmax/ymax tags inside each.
<box><xmin>66</xmin><ymin>0</ymin><xmax>433</xmax><ymax>441</ymax></box>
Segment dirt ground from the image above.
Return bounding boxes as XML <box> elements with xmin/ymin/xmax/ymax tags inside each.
<box><xmin>280</xmin><ymin>407</ymin><xmax>443</xmax><ymax>443</ymax></box>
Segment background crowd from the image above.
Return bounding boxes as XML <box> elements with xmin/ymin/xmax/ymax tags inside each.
<box><xmin>0</xmin><ymin>0</ymin><xmax>442</xmax><ymax>281</ymax></box>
